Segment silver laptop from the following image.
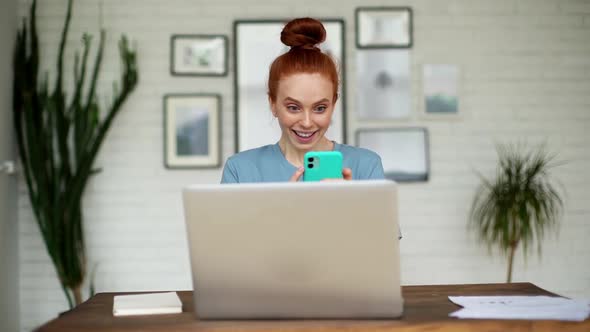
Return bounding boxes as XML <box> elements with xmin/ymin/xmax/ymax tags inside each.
<box><xmin>182</xmin><ymin>180</ymin><xmax>403</xmax><ymax>319</ymax></box>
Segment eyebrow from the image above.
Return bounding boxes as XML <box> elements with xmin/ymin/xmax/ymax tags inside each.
<box><xmin>284</xmin><ymin>97</ymin><xmax>330</xmax><ymax>105</ymax></box>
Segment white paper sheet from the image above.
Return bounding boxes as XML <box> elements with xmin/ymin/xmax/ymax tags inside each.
<box><xmin>448</xmin><ymin>296</ymin><xmax>590</xmax><ymax>322</ymax></box>
<box><xmin>113</xmin><ymin>292</ymin><xmax>182</xmax><ymax>316</ymax></box>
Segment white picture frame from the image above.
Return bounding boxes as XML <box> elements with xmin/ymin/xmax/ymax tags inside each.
<box><xmin>423</xmin><ymin>64</ymin><xmax>460</xmax><ymax>116</ymax></box>
<box><xmin>233</xmin><ymin>19</ymin><xmax>347</xmax><ymax>152</ymax></box>
<box><xmin>356</xmin><ymin>49</ymin><xmax>411</xmax><ymax>119</ymax></box>
<box><xmin>164</xmin><ymin>94</ymin><xmax>221</xmax><ymax>168</ymax></box>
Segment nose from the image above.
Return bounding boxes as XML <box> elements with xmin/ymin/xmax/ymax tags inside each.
<box><xmin>300</xmin><ymin>110</ymin><xmax>312</xmax><ymax>128</ymax></box>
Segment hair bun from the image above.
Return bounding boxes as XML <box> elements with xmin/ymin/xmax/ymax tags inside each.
<box><xmin>280</xmin><ymin>17</ymin><xmax>326</xmax><ymax>50</ymax></box>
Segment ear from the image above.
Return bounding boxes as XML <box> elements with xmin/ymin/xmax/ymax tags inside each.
<box><xmin>268</xmin><ymin>96</ymin><xmax>277</xmax><ymax>117</ymax></box>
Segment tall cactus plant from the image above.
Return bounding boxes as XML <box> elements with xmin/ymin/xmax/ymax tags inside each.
<box><xmin>13</xmin><ymin>0</ymin><xmax>138</xmax><ymax>307</ymax></box>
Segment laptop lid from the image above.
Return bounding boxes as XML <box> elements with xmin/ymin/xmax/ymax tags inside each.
<box><xmin>182</xmin><ymin>180</ymin><xmax>403</xmax><ymax>319</ymax></box>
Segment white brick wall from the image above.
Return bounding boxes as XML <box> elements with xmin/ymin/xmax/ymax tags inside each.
<box><xmin>16</xmin><ymin>0</ymin><xmax>590</xmax><ymax>330</ymax></box>
<box><xmin>1</xmin><ymin>0</ymin><xmax>19</xmax><ymax>331</ymax></box>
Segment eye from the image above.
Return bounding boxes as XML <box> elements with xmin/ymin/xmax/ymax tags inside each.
<box><xmin>314</xmin><ymin>105</ymin><xmax>328</xmax><ymax>113</ymax></box>
<box><xmin>286</xmin><ymin>104</ymin><xmax>300</xmax><ymax>112</ymax></box>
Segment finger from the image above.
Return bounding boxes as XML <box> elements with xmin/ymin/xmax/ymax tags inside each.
<box><xmin>289</xmin><ymin>167</ymin><xmax>304</xmax><ymax>182</ymax></box>
<box><xmin>342</xmin><ymin>168</ymin><xmax>353</xmax><ymax>181</ymax></box>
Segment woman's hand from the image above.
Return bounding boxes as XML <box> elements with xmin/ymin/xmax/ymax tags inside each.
<box><xmin>289</xmin><ymin>167</ymin><xmax>352</xmax><ymax>182</ymax></box>
<box><xmin>321</xmin><ymin>168</ymin><xmax>353</xmax><ymax>182</ymax></box>
<box><xmin>289</xmin><ymin>167</ymin><xmax>305</xmax><ymax>182</ymax></box>
<box><xmin>342</xmin><ymin>168</ymin><xmax>352</xmax><ymax>180</ymax></box>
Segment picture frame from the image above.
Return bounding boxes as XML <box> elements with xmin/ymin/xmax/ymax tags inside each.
<box><xmin>356</xmin><ymin>127</ymin><xmax>429</xmax><ymax>182</ymax></box>
<box><xmin>170</xmin><ymin>35</ymin><xmax>228</xmax><ymax>76</ymax></box>
<box><xmin>233</xmin><ymin>19</ymin><xmax>347</xmax><ymax>152</ymax></box>
<box><xmin>355</xmin><ymin>7</ymin><xmax>413</xmax><ymax>49</ymax></box>
<box><xmin>422</xmin><ymin>64</ymin><xmax>460</xmax><ymax>117</ymax></box>
<box><xmin>164</xmin><ymin>94</ymin><xmax>221</xmax><ymax>169</ymax></box>
<box><xmin>356</xmin><ymin>49</ymin><xmax>411</xmax><ymax>119</ymax></box>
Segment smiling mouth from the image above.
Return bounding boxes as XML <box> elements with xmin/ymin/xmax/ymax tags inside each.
<box><xmin>293</xmin><ymin>130</ymin><xmax>317</xmax><ymax>138</ymax></box>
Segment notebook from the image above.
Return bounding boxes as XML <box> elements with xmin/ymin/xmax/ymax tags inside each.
<box><xmin>112</xmin><ymin>292</ymin><xmax>182</xmax><ymax>316</ymax></box>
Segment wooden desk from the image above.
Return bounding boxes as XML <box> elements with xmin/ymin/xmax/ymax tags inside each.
<box><xmin>37</xmin><ymin>283</ymin><xmax>589</xmax><ymax>331</ymax></box>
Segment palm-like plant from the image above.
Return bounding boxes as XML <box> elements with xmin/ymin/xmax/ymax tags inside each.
<box><xmin>13</xmin><ymin>0</ymin><xmax>138</xmax><ymax>307</ymax></box>
<box><xmin>469</xmin><ymin>143</ymin><xmax>563</xmax><ymax>283</ymax></box>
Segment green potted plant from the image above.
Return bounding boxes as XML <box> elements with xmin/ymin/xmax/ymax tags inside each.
<box><xmin>13</xmin><ymin>0</ymin><xmax>138</xmax><ymax>307</ymax></box>
<box><xmin>469</xmin><ymin>143</ymin><xmax>564</xmax><ymax>283</ymax></box>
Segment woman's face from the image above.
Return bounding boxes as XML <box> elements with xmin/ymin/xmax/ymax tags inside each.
<box><xmin>270</xmin><ymin>73</ymin><xmax>336</xmax><ymax>151</ymax></box>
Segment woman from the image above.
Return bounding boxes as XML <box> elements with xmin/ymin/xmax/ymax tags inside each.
<box><xmin>221</xmin><ymin>17</ymin><xmax>385</xmax><ymax>183</ymax></box>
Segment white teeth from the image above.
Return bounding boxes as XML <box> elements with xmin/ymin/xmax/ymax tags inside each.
<box><xmin>295</xmin><ymin>131</ymin><xmax>313</xmax><ymax>138</ymax></box>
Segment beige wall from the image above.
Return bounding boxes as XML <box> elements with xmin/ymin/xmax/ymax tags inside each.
<box><xmin>16</xmin><ymin>0</ymin><xmax>590</xmax><ymax>330</ymax></box>
<box><xmin>1</xmin><ymin>0</ymin><xmax>19</xmax><ymax>330</ymax></box>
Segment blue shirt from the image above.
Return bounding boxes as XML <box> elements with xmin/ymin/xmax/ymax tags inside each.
<box><xmin>221</xmin><ymin>142</ymin><xmax>385</xmax><ymax>183</ymax></box>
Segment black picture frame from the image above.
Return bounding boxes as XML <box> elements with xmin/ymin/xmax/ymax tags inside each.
<box><xmin>170</xmin><ymin>34</ymin><xmax>228</xmax><ymax>76</ymax></box>
<box><xmin>356</xmin><ymin>127</ymin><xmax>430</xmax><ymax>182</ymax></box>
<box><xmin>163</xmin><ymin>94</ymin><xmax>222</xmax><ymax>169</ymax></box>
<box><xmin>233</xmin><ymin>19</ymin><xmax>347</xmax><ymax>152</ymax></box>
<box><xmin>355</xmin><ymin>7</ymin><xmax>413</xmax><ymax>49</ymax></box>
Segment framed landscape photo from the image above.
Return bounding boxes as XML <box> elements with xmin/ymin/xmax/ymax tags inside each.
<box><xmin>170</xmin><ymin>35</ymin><xmax>228</xmax><ymax>76</ymax></box>
<box><xmin>233</xmin><ymin>19</ymin><xmax>347</xmax><ymax>152</ymax></box>
<box><xmin>356</xmin><ymin>127</ymin><xmax>429</xmax><ymax>182</ymax></box>
<box><xmin>356</xmin><ymin>7</ymin><xmax>413</xmax><ymax>49</ymax></box>
<box><xmin>356</xmin><ymin>49</ymin><xmax>411</xmax><ymax>119</ymax></box>
<box><xmin>164</xmin><ymin>94</ymin><xmax>221</xmax><ymax>168</ymax></box>
<box><xmin>423</xmin><ymin>64</ymin><xmax>460</xmax><ymax>116</ymax></box>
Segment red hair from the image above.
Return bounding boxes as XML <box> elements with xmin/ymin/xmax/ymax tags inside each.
<box><xmin>267</xmin><ymin>18</ymin><xmax>339</xmax><ymax>102</ymax></box>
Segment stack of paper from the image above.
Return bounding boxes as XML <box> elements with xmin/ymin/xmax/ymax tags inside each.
<box><xmin>113</xmin><ymin>292</ymin><xmax>182</xmax><ymax>316</ymax></box>
<box><xmin>449</xmin><ymin>296</ymin><xmax>590</xmax><ymax>321</ymax></box>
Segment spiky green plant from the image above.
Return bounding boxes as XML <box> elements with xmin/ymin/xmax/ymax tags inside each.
<box><xmin>469</xmin><ymin>143</ymin><xmax>563</xmax><ymax>283</ymax></box>
<box><xmin>13</xmin><ymin>0</ymin><xmax>138</xmax><ymax>307</ymax></box>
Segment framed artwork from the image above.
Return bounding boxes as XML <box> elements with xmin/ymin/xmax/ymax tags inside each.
<box><xmin>355</xmin><ymin>7</ymin><xmax>413</xmax><ymax>49</ymax></box>
<box><xmin>423</xmin><ymin>64</ymin><xmax>460</xmax><ymax>115</ymax></box>
<box><xmin>356</xmin><ymin>49</ymin><xmax>411</xmax><ymax>119</ymax></box>
<box><xmin>164</xmin><ymin>94</ymin><xmax>221</xmax><ymax>168</ymax></box>
<box><xmin>356</xmin><ymin>127</ymin><xmax>429</xmax><ymax>182</ymax></box>
<box><xmin>233</xmin><ymin>19</ymin><xmax>347</xmax><ymax>152</ymax></box>
<box><xmin>170</xmin><ymin>35</ymin><xmax>228</xmax><ymax>76</ymax></box>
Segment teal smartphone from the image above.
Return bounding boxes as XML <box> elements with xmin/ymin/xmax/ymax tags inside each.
<box><xmin>303</xmin><ymin>151</ymin><xmax>343</xmax><ymax>182</ymax></box>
